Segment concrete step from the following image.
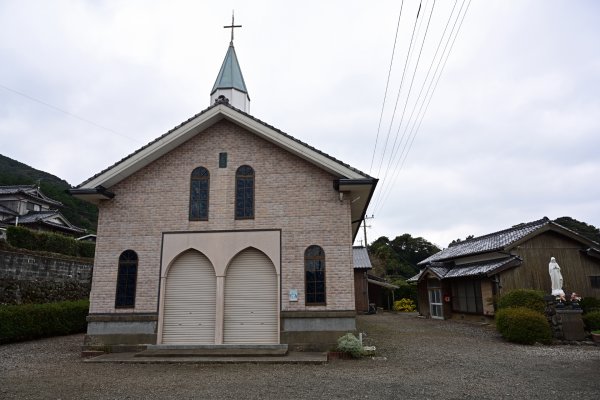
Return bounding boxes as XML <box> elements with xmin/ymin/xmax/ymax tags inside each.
<box><xmin>135</xmin><ymin>344</ymin><xmax>288</xmax><ymax>357</ymax></box>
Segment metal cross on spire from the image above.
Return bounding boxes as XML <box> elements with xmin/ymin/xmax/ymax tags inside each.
<box><xmin>224</xmin><ymin>11</ymin><xmax>242</xmax><ymax>43</ymax></box>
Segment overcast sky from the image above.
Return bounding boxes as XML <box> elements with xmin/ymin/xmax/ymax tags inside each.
<box><xmin>1</xmin><ymin>0</ymin><xmax>598</xmax><ymax>248</ymax></box>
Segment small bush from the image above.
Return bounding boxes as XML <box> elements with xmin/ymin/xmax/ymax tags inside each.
<box><xmin>495</xmin><ymin>307</ymin><xmax>552</xmax><ymax>345</ymax></box>
<box><xmin>393</xmin><ymin>298</ymin><xmax>416</xmax><ymax>312</ymax></box>
<box><xmin>497</xmin><ymin>289</ymin><xmax>545</xmax><ymax>314</ymax></box>
<box><xmin>0</xmin><ymin>300</ymin><xmax>89</xmax><ymax>344</ymax></box>
<box><xmin>582</xmin><ymin>310</ymin><xmax>600</xmax><ymax>331</ymax></box>
<box><xmin>336</xmin><ymin>333</ymin><xmax>364</xmax><ymax>358</ymax></box>
<box><xmin>579</xmin><ymin>297</ymin><xmax>600</xmax><ymax>314</ymax></box>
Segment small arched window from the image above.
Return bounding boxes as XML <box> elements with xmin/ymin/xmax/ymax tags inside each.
<box><xmin>115</xmin><ymin>250</ymin><xmax>138</xmax><ymax>308</ymax></box>
<box><xmin>190</xmin><ymin>166</ymin><xmax>210</xmax><ymax>220</ymax></box>
<box><xmin>305</xmin><ymin>245</ymin><xmax>326</xmax><ymax>305</ymax></box>
<box><xmin>235</xmin><ymin>165</ymin><xmax>254</xmax><ymax>219</ymax></box>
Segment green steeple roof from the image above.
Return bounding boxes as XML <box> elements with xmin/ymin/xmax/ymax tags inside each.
<box><xmin>210</xmin><ymin>43</ymin><xmax>249</xmax><ymax>96</ymax></box>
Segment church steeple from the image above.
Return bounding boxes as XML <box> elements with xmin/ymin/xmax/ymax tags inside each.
<box><xmin>210</xmin><ymin>13</ymin><xmax>250</xmax><ymax>112</ymax></box>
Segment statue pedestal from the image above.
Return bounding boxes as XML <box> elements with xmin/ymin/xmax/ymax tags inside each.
<box><xmin>555</xmin><ymin>309</ymin><xmax>585</xmax><ymax>341</ymax></box>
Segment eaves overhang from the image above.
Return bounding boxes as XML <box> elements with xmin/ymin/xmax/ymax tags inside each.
<box><xmin>69</xmin><ymin>186</ymin><xmax>115</xmax><ymax>204</ymax></box>
<box><xmin>334</xmin><ymin>178</ymin><xmax>378</xmax><ymax>241</ymax></box>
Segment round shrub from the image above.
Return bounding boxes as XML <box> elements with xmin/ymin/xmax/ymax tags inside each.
<box><xmin>497</xmin><ymin>289</ymin><xmax>545</xmax><ymax>314</ymax></box>
<box><xmin>495</xmin><ymin>307</ymin><xmax>552</xmax><ymax>345</ymax></box>
<box><xmin>579</xmin><ymin>297</ymin><xmax>600</xmax><ymax>314</ymax></box>
<box><xmin>582</xmin><ymin>310</ymin><xmax>600</xmax><ymax>331</ymax></box>
<box><xmin>336</xmin><ymin>333</ymin><xmax>364</xmax><ymax>358</ymax></box>
<box><xmin>393</xmin><ymin>298</ymin><xmax>416</xmax><ymax>312</ymax></box>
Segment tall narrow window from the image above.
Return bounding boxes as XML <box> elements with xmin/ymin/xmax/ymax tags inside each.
<box><xmin>305</xmin><ymin>245</ymin><xmax>326</xmax><ymax>305</ymax></box>
<box><xmin>190</xmin><ymin>166</ymin><xmax>210</xmax><ymax>220</ymax></box>
<box><xmin>235</xmin><ymin>165</ymin><xmax>254</xmax><ymax>219</ymax></box>
<box><xmin>115</xmin><ymin>250</ymin><xmax>137</xmax><ymax>308</ymax></box>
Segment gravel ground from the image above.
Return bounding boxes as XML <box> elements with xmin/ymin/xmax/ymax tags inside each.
<box><xmin>1</xmin><ymin>313</ymin><xmax>599</xmax><ymax>399</ymax></box>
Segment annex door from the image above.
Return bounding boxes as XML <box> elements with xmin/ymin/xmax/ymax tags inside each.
<box><xmin>223</xmin><ymin>248</ymin><xmax>278</xmax><ymax>344</ymax></box>
<box><xmin>429</xmin><ymin>288</ymin><xmax>443</xmax><ymax>319</ymax></box>
<box><xmin>162</xmin><ymin>250</ymin><xmax>216</xmax><ymax>344</ymax></box>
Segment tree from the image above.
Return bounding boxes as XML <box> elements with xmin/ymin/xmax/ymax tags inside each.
<box><xmin>369</xmin><ymin>234</ymin><xmax>440</xmax><ymax>279</ymax></box>
<box><xmin>554</xmin><ymin>216</ymin><xmax>600</xmax><ymax>244</ymax></box>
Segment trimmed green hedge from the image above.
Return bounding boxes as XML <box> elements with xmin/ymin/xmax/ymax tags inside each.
<box><xmin>497</xmin><ymin>289</ymin><xmax>546</xmax><ymax>314</ymax></box>
<box><xmin>496</xmin><ymin>306</ymin><xmax>552</xmax><ymax>345</ymax></box>
<box><xmin>0</xmin><ymin>300</ymin><xmax>89</xmax><ymax>344</ymax></box>
<box><xmin>6</xmin><ymin>226</ymin><xmax>94</xmax><ymax>258</ymax></box>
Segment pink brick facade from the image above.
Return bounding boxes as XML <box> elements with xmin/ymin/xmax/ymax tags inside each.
<box><xmin>90</xmin><ymin>119</ymin><xmax>355</xmax><ymax>315</ymax></box>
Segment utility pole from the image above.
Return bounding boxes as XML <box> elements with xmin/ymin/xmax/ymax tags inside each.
<box><xmin>362</xmin><ymin>215</ymin><xmax>374</xmax><ymax>249</ymax></box>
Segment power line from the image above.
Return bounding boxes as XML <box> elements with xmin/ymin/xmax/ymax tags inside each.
<box><xmin>372</xmin><ymin>0</ymin><xmax>458</xmax><ymax>214</ymax></box>
<box><xmin>375</xmin><ymin>1</ymin><xmax>422</xmax><ymax>180</ymax></box>
<box><xmin>372</xmin><ymin>0</ymin><xmax>436</xmax><ymax>212</ymax></box>
<box><xmin>369</xmin><ymin>1</ymin><xmax>405</xmax><ymax>175</ymax></box>
<box><xmin>375</xmin><ymin>0</ymin><xmax>472</xmax><ymax>214</ymax></box>
<box><xmin>0</xmin><ymin>83</ymin><xmax>140</xmax><ymax>143</ymax></box>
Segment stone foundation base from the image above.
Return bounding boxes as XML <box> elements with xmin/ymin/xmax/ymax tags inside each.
<box><xmin>83</xmin><ymin>310</ymin><xmax>357</xmax><ymax>353</ymax></box>
<box><xmin>83</xmin><ymin>313</ymin><xmax>158</xmax><ymax>353</ymax></box>
<box><xmin>280</xmin><ymin>310</ymin><xmax>356</xmax><ymax>351</ymax></box>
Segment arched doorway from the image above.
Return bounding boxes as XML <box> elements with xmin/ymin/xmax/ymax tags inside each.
<box><xmin>223</xmin><ymin>248</ymin><xmax>278</xmax><ymax>344</ymax></box>
<box><xmin>162</xmin><ymin>250</ymin><xmax>216</xmax><ymax>344</ymax></box>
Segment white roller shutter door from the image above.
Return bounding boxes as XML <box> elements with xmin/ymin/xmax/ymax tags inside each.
<box><xmin>162</xmin><ymin>250</ymin><xmax>216</xmax><ymax>344</ymax></box>
<box><xmin>224</xmin><ymin>248</ymin><xmax>278</xmax><ymax>344</ymax></box>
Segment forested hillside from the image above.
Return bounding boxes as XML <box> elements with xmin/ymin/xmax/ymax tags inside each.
<box><xmin>0</xmin><ymin>154</ymin><xmax>98</xmax><ymax>232</ymax></box>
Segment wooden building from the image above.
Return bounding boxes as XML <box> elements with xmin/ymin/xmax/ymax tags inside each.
<box><xmin>409</xmin><ymin>217</ymin><xmax>600</xmax><ymax>319</ymax></box>
<box><xmin>353</xmin><ymin>246</ymin><xmax>372</xmax><ymax>313</ymax></box>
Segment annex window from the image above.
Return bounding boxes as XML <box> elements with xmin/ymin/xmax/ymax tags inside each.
<box><xmin>451</xmin><ymin>280</ymin><xmax>483</xmax><ymax>314</ymax></box>
<box><xmin>305</xmin><ymin>245</ymin><xmax>326</xmax><ymax>305</ymax></box>
<box><xmin>591</xmin><ymin>276</ymin><xmax>600</xmax><ymax>289</ymax></box>
<box><xmin>235</xmin><ymin>165</ymin><xmax>254</xmax><ymax>219</ymax></box>
<box><xmin>189</xmin><ymin>166</ymin><xmax>210</xmax><ymax>220</ymax></box>
<box><xmin>115</xmin><ymin>250</ymin><xmax>138</xmax><ymax>308</ymax></box>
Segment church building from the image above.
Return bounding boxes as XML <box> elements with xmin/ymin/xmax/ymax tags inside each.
<box><xmin>71</xmin><ymin>28</ymin><xmax>377</xmax><ymax>352</ymax></box>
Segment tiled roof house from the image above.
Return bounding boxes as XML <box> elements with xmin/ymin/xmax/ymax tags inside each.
<box><xmin>409</xmin><ymin>217</ymin><xmax>600</xmax><ymax>319</ymax></box>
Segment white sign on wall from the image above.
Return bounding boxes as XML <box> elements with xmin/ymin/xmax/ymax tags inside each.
<box><xmin>289</xmin><ymin>289</ymin><xmax>298</xmax><ymax>302</ymax></box>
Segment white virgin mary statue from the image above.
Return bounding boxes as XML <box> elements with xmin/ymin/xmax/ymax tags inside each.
<box><xmin>549</xmin><ymin>257</ymin><xmax>565</xmax><ymax>297</ymax></box>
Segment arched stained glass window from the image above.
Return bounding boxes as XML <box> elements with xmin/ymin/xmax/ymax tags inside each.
<box><xmin>115</xmin><ymin>250</ymin><xmax>138</xmax><ymax>308</ymax></box>
<box><xmin>190</xmin><ymin>166</ymin><xmax>210</xmax><ymax>220</ymax></box>
<box><xmin>305</xmin><ymin>245</ymin><xmax>326</xmax><ymax>305</ymax></box>
<box><xmin>235</xmin><ymin>165</ymin><xmax>254</xmax><ymax>219</ymax></box>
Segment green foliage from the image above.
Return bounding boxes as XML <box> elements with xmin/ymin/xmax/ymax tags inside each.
<box><xmin>393</xmin><ymin>298</ymin><xmax>416</xmax><ymax>312</ymax></box>
<box><xmin>0</xmin><ymin>278</ymin><xmax>91</xmax><ymax>305</ymax></box>
<box><xmin>0</xmin><ymin>154</ymin><xmax>98</xmax><ymax>232</ymax></box>
<box><xmin>392</xmin><ymin>280</ymin><xmax>418</xmax><ymax>303</ymax></box>
<box><xmin>497</xmin><ymin>289</ymin><xmax>546</xmax><ymax>314</ymax></box>
<box><xmin>579</xmin><ymin>297</ymin><xmax>600</xmax><ymax>314</ymax></box>
<box><xmin>495</xmin><ymin>307</ymin><xmax>552</xmax><ymax>345</ymax></box>
<box><xmin>0</xmin><ymin>300</ymin><xmax>89</xmax><ymax>344</ymax></box>
<box><xmin>369</xmin><ymin>234</ymin><xmax>440</xmax><ymax>279</ymax></box>
<box><xmin>554</xmin><ymin>216</ymin><xmax>600</xmax><ymax>244</ymax></box>
<box><xmin>582</xmin><ymin>311</ymin><xmax>600</xmax><ymax>331</ymax></box>
<box><xmin>336</xmin><ymin>333</ymin><xmax>364</xmax><ymax>358</ymax></box>
<box><xmin>7</xmin><ymin>226</ymin><xmax>94</xmax><ymax>258</ymax></box>
<box><xmin>78</xmin><ymin>241</ymin><xmax>96</xmax><ymax>258</ymax></box>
